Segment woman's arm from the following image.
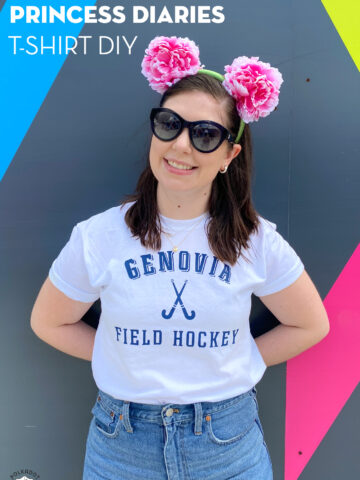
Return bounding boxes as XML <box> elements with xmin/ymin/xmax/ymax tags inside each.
<box><xmin>254</xmin><ymin>269</ymin><xmax>330</xmax><ymax>367</ymax></box>
<box><xmin>30</xmin><ymin>276</ymin><xmax>96</xmax><ymax>361</ymax></box>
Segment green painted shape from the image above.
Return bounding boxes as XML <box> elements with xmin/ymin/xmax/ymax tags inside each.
<box><xmin>321</xmin><ymin>0</ymin><xmax>360</xmax><ymax>72</ymax></box>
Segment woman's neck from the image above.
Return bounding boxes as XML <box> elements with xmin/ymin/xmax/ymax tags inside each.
<box><xmin>156</xmin><ymin>185</ymin><xmax>210</xmax><ymax>220</ymax></box>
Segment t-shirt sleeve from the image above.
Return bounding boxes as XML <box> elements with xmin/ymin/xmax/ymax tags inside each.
<box><xmin>49</xmin><ymin>223</ymin><xmax>101</xmax><ymax>302</ymax></box>
<box><xmin>252</xmin><ymin>219</ymin><xmax>305</xmax><ymax>297</ymax></box>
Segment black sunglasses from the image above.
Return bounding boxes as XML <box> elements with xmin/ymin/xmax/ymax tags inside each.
<box><xmin>150</xmin><ymin>107</ymin><xmax>235</xmax><ymax>153</ymax></box>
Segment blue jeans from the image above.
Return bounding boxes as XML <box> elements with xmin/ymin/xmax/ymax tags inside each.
<box><xmin>82</xmin><ymin>386</ymin><xmax>273</xmax><ymax>479</ymax></box>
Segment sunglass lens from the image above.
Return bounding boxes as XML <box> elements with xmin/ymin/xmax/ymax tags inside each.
<box><xmin>192</xmin><ymin>123</ymin><xmax>222</xmax><ymax>152</ymax></box>
<box><xmin>153</xmin><ymin>111</ymin><xmax>181</xmax><ymax>140</ymax></box>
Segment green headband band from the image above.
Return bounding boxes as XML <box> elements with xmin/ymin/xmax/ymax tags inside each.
<box><xmin>198</xmin><ymin>68</ymin><xmax>245</xmax><ymax>144</ymax></box>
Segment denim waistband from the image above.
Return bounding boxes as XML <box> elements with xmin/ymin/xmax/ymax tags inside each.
<box><xmin>95</xmin><ymin>386</ymin><xmax>257</xmax><ymax>435</ymax></box>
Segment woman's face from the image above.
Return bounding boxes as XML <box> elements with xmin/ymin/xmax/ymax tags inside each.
<box><xmin>149</xmin><ymin>90</ymin><xmax>241</xmax><ymax>197</ymax></box>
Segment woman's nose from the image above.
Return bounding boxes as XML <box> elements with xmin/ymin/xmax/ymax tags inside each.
<box><xmin>171</xmin><ymin>127</ymin><xmax>192</xmax><ymax>153</ymax></box>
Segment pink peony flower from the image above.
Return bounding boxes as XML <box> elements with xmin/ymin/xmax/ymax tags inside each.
<box><xmin>141</xmin><ymin>36</ymin><xmax>202</xmax><ymax>94</ymax></box>
<box><xmin>222</xmin><ymin>56</ymin><xmax>283</xmax><ymax>123</ymax></box>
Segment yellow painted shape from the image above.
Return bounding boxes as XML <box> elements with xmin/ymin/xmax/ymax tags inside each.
<box><xmin>321</xmin><ymin>0</ymin><xmax>360</xmax><ymax>72</ymax></box>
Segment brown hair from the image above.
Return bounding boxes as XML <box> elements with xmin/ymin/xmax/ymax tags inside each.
<box><xmin>122</xmin><ymin>73</ymin><xmax>261</xmax><ymax>265</ymax></box>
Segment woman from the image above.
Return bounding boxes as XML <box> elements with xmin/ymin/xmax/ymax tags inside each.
<box><xmin>30</xmin><ymin>37</ymin><xmax>330</xmax><ymax>479</ymax></box>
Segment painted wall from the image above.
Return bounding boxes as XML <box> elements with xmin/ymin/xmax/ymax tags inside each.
<box><xmin>0</xmin><ymin>1</ymin><xmax>359</xmax><ymax>479</ymax></box>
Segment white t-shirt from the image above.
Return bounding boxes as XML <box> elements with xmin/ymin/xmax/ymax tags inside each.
<box><xmin>49</xmin><ymin>202</ymin><xmax>305</xmax><ymax>404</ymax></box>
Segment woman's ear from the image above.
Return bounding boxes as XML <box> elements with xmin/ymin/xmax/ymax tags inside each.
<box><xmin>226</xmin><ymin>143</ymin><xmax>242</xmax><ymax>166</ymax></box>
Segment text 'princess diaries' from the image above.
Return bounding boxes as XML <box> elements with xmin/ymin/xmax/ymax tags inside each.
<box><xmin>10</xmin><ymin>5</ymin><xmax>225</xmax><ymax>24</ymax></box>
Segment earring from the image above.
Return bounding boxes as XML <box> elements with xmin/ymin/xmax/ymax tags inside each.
<box><xmin>219</xmin><ymin>165</ymin><xmax>228</xmax><ymax>174</ymax></box>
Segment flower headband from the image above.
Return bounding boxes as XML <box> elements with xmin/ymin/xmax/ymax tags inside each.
<box><xmin>141</xmin><ymin>36</ymin><xmax>283</xmax><ymax>143</ymax></box>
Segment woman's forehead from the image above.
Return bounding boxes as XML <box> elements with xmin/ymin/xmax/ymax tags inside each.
<box><xmin>162</xmin><ymin>91</ymin><xmax>228</xmax><ymax>124</ymax></box>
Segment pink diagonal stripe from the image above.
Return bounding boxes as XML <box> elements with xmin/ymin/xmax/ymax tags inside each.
<box><xmin>285</xmin><ymin>243</ymin><xmax>360</xmax><ymax>480</ymax></box>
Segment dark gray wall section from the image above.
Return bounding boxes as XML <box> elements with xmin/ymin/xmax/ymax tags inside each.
<box><xmin>0</xmin><ymin>0</ymin><xmax>359</xmax><ymax>479</ymax></box>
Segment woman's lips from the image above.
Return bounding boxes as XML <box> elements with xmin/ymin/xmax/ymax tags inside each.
<box><xmin>163</xmin><ymin>158</ymin><xmax>198</xmax><ymax>175</ymax></box>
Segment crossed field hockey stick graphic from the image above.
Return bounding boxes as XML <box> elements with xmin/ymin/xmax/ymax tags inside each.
<box><xmin>161</xmin><ymin>279</ymin><xmax>195</xmax><ymax>320</ymax></box>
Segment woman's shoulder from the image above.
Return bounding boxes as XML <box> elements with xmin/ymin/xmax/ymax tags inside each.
<box><xmin>256</xmin><ymin>214</ymin><xmax>277</xmax><ymax>232</ymax></box>
<box><xmin>247</xmin><ymin>214</ymin><xmax>277</xmax><ymax>246</ymax></box>
<box><xmin>246</xmin><ymin>213</ymin><xmax>302</xmax><ymax>265</ymax></box>
<box><xmin>75</xmin><ymin>201</ymin><xmax>134</xmax><ymax>239</ymax></box>
<box><xmin>240</xmin><ymin>214</ymin><xmax>279</xmax><ymax>263</ymax></box>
